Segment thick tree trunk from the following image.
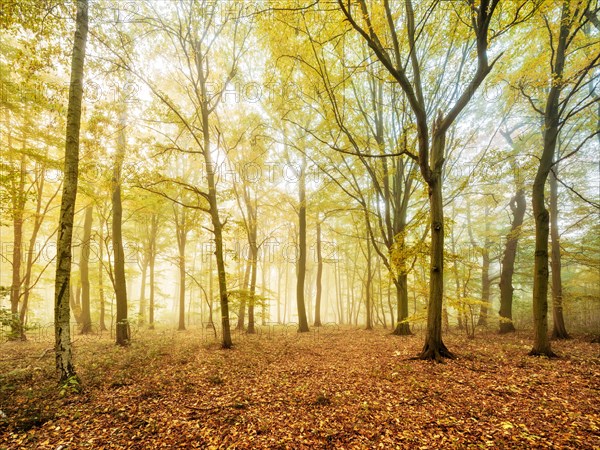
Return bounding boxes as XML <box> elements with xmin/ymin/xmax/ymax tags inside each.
<box><xmin>79</xmin><ymin>204</ymin><xmax>93</xmax><ymax>333</ymax></box>
<box><xmin>530</xmin><ymin>0</ymin><xmax>570</xmax><ymax>357</ymax></box>
<box><xmin>113</xmin><ymin>111</ymin><xmax>129</xmax><ymax>347</ymax></box>
<box><xmin>314</xmin><ymin>220</ymin><xmax>323</xmax><ymax>327</ymax></box>
<box><xmin>54</xmin><ymin>0</ymin><xmax>87</xmax><ymax>383</ymax></box>
<box><xmin>550</xmin><ymin>163</ymin><xmax>569</xmax><ymax>339</ymax></box>
<box><xmin>296</xmin><ymin>157</ymin><xmax>310</xmax><ymax>332</ymax></box>
<box><xmin>392</xmin><ymin>275</ymin><xmax>411</xmax><ymax>335</ymax></box>
<box><xmin>499</xmin><ymin>190</ymin><xmax>525</xmax><ymax>333</ymax></box>
<box><xmin>419</xmin><ymin>129</ymin><xmax>453</xmax><ymax>361</ymax></box>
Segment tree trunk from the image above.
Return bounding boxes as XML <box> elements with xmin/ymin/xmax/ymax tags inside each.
<box><xmin>477</xmin><ymin>226</ymin><xmax>491</xmax><ymax>327</ymax></box>
<box><xmin>138</xmin><ymin>257</ymin><xmax>147</xmax><ymax>326</ymax></box>
<box><xmin>178</xmin><ymin>253</ymin><xmax>186</xmax><ymax>331</ymax></box>
<box><xmin>148</xmin><ymin>213</ymin><xmax>158</xmax><ymax>330</ymax></box>
<box><xmin>296</xmin><ymin>157</ymin><xmax>310</xmax><ymax>332</ymax></box>
<box><xmin>98</xmin><ymin>223</ymin><xmax>107</xmax><ymax>331</ymax></box>
<box><xmin>237</xmin><ymin>259</ymin><xmax>250</xmax><ymax>330</ymax></box>
<box><xmin>530</xmin><ymin>0</ymin><xmax>571</xmax><ymax>357</ymax></box>
<box><xmin>113</xmin><ymin>110</ymin><xmax>129</xmax><ymax>346</ymax></box>
<box><xmin>9</xmin><ymin>155</ymin><xmax>26</xmax><ymax>340</ymax></box>
<box><xmin>246</xmin><ymin>192</ymin><xmax>258</xmax><ymax>334</ymax></box>
<box><xmin>314</xmin><ymin>220</ymin><xmax>323</xmax><ymax>327</ymax></box>
<box><xmin>247</xmin><ymin>243</ymin><xmax>258</xmax><ymax>334</ymax></box>
<box><xmin>550</xmin><ymin>161</ymin><xmax>569</xmax><ymax>339</ymax></box>
<box><xmin>499</xmin><ymin>190</ymin><xmax>525</xmax><ymax>333</ymax></box>
<box><xmin>175</xmin><ymin>206</ymin><xmax>187</xmax><ymax>331</ymax></box>
<box><xmin>392</xmin><ymin>276</ymin><xmax>411</xmax><ymax>335</ymax></box>
<box><xmin>365</xmin><ymin>235</ymin><xmax>373</xmax><ymax>330</ymax></box>
<box><xmin>19</xmin><ymin>165</ymin><xmax>51</xmax><ymax>340</ymax></box>
<box><xmin>79</xmin><ymin>204</ymin><xmax>93</xmax><ymax>333</ymax></box>
<box><xmin>419</xmin><ymin>128</ymin><xmax>453</xmax><ymax>361</ymax></box>
<box><xmin>54</xmin><ymin>0</ymin><xmax>87</xmax><ymax>383</ymax></box>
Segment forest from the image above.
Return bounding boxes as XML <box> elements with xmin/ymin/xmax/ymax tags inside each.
<box><xmin>1</xmin><ymin>0</ymin><xmax>599</xmax><ymax>448</ymax></box>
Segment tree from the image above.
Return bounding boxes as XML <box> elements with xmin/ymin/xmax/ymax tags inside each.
<box><xmin>113</xmin><ymin>108</ymin><xmax>129</xmax><ymax>346</ymax></box>
<box><xmin>54</xmin><ymin>0</ymin><xmax>88</xmax><ymax>382</ymax></box>
<box><xmin>338</xmin><ymin>0</ymin><xmax>516</xmax><ymax>360</ymax></box>
<box><xmin>296</xmin><ymin>152</ymin><xmax>310</xmax><ymax>332</ymax></box>
<box><xmin>498</xmin><ymin>127</ymin><xmax>527</xmax><ymax>334</ymax></box>
<box><xmin>79</xmin><ymin>204</ymin><xmax>93</xmax><ymax>333</ymax></box>
<box><xmin>527</xmin><ymin>0</ymin><xmax>599</xmax><ymax>356</ymax></box>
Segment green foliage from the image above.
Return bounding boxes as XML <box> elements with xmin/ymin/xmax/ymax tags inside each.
<box><xmin>59</xmin><ymin>375</ymin><xmax>83</xmax><ymax>397</ymax></box>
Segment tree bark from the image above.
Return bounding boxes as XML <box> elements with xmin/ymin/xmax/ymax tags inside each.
<box><xmin>175</xmin><ymin>206</ymin><xmax>187</xmax><ymax>331</ymax></box>
<box><xmin>54</xmin><ymin>0</ymin><xmax>87</xmax><ymax>383</ymax></box>
<box><xmin>314</xmin><ymin>220</ymin><xmax>323</xmax><ymax>327</ymax></box>
<box><xmin>419</xmin><ymin>127</ymin><xmax>454</xmax><ymax>361</ymax></box>
<box><xmin>477</xmin><ymin>219</ymin><xmax>491</xmax><ymax>327</ymax></box>
<box><xmin>530</xmin><ymin>0</ymin><xmax>571</xmax><ymax>357</ymax></box>
<box><xmin>499</xmin><ymin>190</ymin><xmax>525</xmax><ymax>333</ymax></box>
<box><xmin>550</xmin><ymin>161</ymin><xmax>569</xmax><ymax>339</ymax></box>
<box><xmin>98</xmin><ymin>223</ymin><xmax>107</xmax><ymax>331</ymax></box>
<box><xmin>365</xmin><ymin>233</ymin><xmax>373</xmax><ymax>330</ymax></box>
<box><xmin>113</xmin><ymin>110</ymin><xmax>129</xmax><ymax>346</ymax></box>
<box><xmin>138</xmin><ymin>256</ymin><xmax>147</xmax><ymax>326</ymax></box>
<box><xmin>237</xmin><ymin>260</ymin><xmax>250</xmax><ymax>330</ymax></box>
<box><xmin>9</xmin><ymin>155</ymin><xmax>26</xmax><ymax>340</ymax></box>
<box><xmin>147</xmin><ymin>213</ymin><xmax>158</xmax><ymax>329</ymax></box>
<box><xmin>296</xmin><ymin>156</ymin><xmax>310</xmax><ymax>332</ymax></box>
<box><xmin>79</xmin><ymin>204</ymin><xmax>93</xmax><ymax>333</ymax></box>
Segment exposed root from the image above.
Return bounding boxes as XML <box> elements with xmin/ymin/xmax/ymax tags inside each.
<box><xmin>412</xmin><ymin>341</ymin><xmax>456</xmax><ymax>363</ymax></box>
<box><xmin>528</xmin><ymin>348</ymin><xmax>558</xmax><ymax>358</ymax></box>
<box><xmin>392</xmin><ymin>323</ymin><xmax>413</xmax><ymax>336</ymax></box>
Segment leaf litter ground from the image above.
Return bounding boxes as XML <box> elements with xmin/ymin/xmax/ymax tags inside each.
<box><xmin>1</xmin><ymin>328</ymin><xmax>599</xmax><ymax>449</ymax></box>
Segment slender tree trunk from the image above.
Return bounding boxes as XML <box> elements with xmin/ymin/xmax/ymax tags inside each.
<box><xmin>478</xmin><ymin>225</ymin><xmax>491</xmax><ymax>327</ymax></box>
<box><xmin>296</xmin><ymin>157</ymin><xmax>310</xmax><ymax>332</ymax></box>
<box><xmin>113</xmin><ymin>110</ymin><xmax>129</xmax><ymax>346</ymax></box>
<box><xmin>499</xmin><ymin>190</ymin><xmax>525</xmax><ymax>333</ymax></box>
<box><xmin>314</xmin><ymin>220</ymin><xmax>323</xmax><ymax>327</ymax></box>
<box><xmin>175</xmin><ymin>207</ymin><xmax>187</xmax><ymax>331</ymax></box>
<box><xmin>54</xmin><ymin>0</ymin><xmax>88</xmax><ymax>383</ymax></box>
<box><xmin>550</xmin><ymin>161</ymin><xmax>569</xmax><ymax>339</ymax></box>
<box><xmin>178</xmin><ymin>253</ymin><xmax>186</xmax><ymax>331</ymax></box>
<box><xmin>277</xmin><ymin>265</ymin><xmax>281</xmax><ymax>324</ymax></box>
<box><xmin>138</xmin><ymin>257</ymin><xmax>147</xmax><ymax>325</ymax></box>
<box><xmin>98</xmin><ymin>224</ymin><xmax>107</xmax><ymax>331</ymax></box>
<box><xmin>365</xmin><ymin>235</ymin><xmax>373</xmax><ymax>330</ymax></box>
<box><xmin>247</xmin><ymin>243</ymin><xmax>258</xmax><ymax>334</ymax></box>
<box><xmin>80</xmin><ymin>204</ymin><xmax>93</xmax><ymax>333</ymax></box>
<box><xmin>9</xmin><ymin>155</ymin><xmax>26</xmax><ymax>340</ymax></box>
<box><xmin>237</xmin><ymin>260</ymin><xmax>250</xmax><ymax>330</ymax></box>
<box><xmin>19</xmin><ymin>167</ymin><xmax>51</xmax><ymax>340</ymax></box>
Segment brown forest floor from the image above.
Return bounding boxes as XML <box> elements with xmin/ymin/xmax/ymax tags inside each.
<box><xmin>1</xmin><ymin>327</ymin><xmax>599</xmax><ymax>449</ymax></box>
